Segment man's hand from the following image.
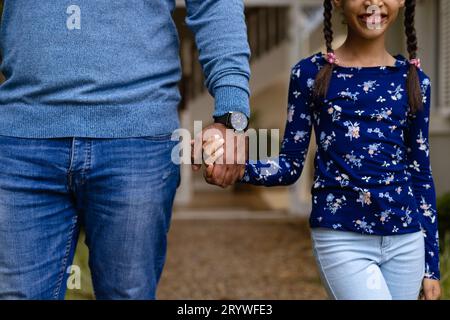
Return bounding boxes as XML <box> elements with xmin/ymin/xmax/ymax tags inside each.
<box><xmin>191</xmin><ymin>123</ymin><xmax>247</xmax><ymax>188</ymax></box>
<box><xmin>421</xmin><ymin>279</ymin><xmax>441</xmax><ymax>300</ymax></box>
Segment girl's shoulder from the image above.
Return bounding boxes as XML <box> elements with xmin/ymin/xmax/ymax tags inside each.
<box><xmin>396</xmin><ymin>54</ymin><xmax>432</xmax><ymax>95</ymax></box>
<box><xmin>415</xmin><ymin>65</ymin><xmax>432</xmax><ymax>89</ymax></box>
<box><xmin>290</xmin><ymin>52</ymin><xmax>325</xmax><ymax>84</ymax></box>
<box><xmin>292</xmin><ymin>52</ymin><xmax>326</xmax><ymax>76</ymax></box>
<box><xmin>395</xmin><ymin>53</ymin><xmax>431</xmax><ymax>84</ymax></box>
<box><xmin>394</xmin><ymin>53</ymin><xmax>429</xmax><ymax>78</ymax></box>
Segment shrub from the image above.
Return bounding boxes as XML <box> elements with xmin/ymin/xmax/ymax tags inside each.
<box><xmin>440</xmin><ymin>232</ymin><xmax>450</xmax><ymax>300</ymax></box>
<box><xmin>438</xmin><ymin>192</ymin><xmax>450</xmax><ymax>251</ymax></box>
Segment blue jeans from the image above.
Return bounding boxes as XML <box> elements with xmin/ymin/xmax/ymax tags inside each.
<box><xmin>310</xmin><ymin>227</ymin><xmax>425</xmax><ymax>300</ymax></box>
<box><xmin>0</xmin><ymin>134</ymin><xmax>180</xmax><ymax>299</ymax></box>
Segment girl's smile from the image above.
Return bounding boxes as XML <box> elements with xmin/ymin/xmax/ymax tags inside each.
<box><xmin>357</xmin><ymin>12</ymin><xmax>389</xmax><ymax>27</ymax></box>
<box><xmin>334</xmin><ymin>0</ymin><xmax>405</xmax><ymax>39</ymax></box>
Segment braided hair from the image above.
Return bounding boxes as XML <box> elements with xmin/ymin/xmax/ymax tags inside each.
<box><xmin>313</xmin><ymin>0</ymin><xmax>423</xmax><ymax>114</ymax></box>
<box><xmin>313</xmin><ymin>0</ymin><xmax>335</xmax><ymax>109</ymax></box>
<box><xmin>404</xmin><ymin>0</ymin><xmax>423</xmax><ymax>113</ymax></box>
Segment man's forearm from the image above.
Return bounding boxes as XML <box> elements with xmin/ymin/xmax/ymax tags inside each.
<box><xmin>185</xmin><ymin>0</ymin><xmax>251</xmax><ymax>118</ymax></box>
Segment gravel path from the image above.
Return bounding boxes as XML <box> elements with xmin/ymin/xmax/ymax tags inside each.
<box><xmin>66</xmin><ymin>188</ymin><xmax>328</xmax><ymax>300</ymax></box>
<box><xmin>157</xmin><ymin>218</ymin><xmax>327</xmax><ymax>300</ymax></box>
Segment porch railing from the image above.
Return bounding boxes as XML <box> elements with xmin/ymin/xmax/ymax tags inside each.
<box><xmin>175</xmin><ymin>6</ymin><xmax>290</xmax><ymax>110</ymax></box>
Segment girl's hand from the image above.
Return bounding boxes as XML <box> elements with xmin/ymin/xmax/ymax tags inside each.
<box><xmin>202</xmin><ymin>135</ymin><xmax>225</xmax><ymax>166</ymax></box>
<box><xmin>239</xmin><ymin>164</ymin><xmax>245</xmax><ymax>180</ymax></box>
<box><xmin>421</xmin><ymin>279</ymin><xmax>441</xmax><ymax>300</ymax></box>
<box><xmin>198</xmin><ymin>133</ymin><xmax>247</xmax><ymax>188</ymax></box>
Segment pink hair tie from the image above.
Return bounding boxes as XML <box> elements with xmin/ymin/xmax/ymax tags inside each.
<box><xmin>325</xmin><ymin>52</ymin><xmax>338</xmax><ymax>64</ymax></box>
<box><xmin>409</xmin><ymin>58</ymin><xmax>421</xmax><ymax>68</ymax></box>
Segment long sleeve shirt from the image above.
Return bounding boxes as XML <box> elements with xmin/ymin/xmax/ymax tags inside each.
<box><xmin>241</xmin><ymin>52</ymin><xmax>440</xmax><ymax>280</ymax></box>
<box><xmin>0</xmin><ymin>0</ymin><xmax>250</xmax><ymax>138</ymax></box>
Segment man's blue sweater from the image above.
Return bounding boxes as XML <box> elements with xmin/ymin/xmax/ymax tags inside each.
<box><xmin>0</xmin><ymin>0</ymin><xmax>251</xmax><ymax>138</ymax></box>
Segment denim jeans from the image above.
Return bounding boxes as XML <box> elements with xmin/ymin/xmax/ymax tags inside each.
<box><xmin>310</xmin><ymin>227</ymin><xmax>425</xmax><ymax>300</ymax></box>
<box><xmin>0</xmin><ymin>134</ymin><xmax>180</xmax><ymax>299</ymax></box>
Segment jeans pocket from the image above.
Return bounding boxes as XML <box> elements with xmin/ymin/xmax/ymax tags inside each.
<box><xmin>139</xmin><ymin>132</ymin><xmax>174</xmax><ymax>142</ymax></box>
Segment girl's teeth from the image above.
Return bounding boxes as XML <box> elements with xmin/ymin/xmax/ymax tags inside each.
<box><xmin>367</xmin><ymin>15</ymin><xmax>381</xmax><ymax>24</ymax></box>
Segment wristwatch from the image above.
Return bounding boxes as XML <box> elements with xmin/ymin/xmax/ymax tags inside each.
<box><xmin>213</xmin><ymin>111</ymin><xmax>249</xmax><ymax>133</ymax></box>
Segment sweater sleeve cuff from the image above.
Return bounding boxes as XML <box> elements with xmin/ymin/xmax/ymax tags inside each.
<box><xmin>213</xmin><ymin>85</ymin><xmax>250</xmax><ymax>119</ymax></box>
<box><xmin>424</xmin><ymin>270</ymin><xmax>440</xmax><ymax>281</ymax></box>
<box><xmin>424</xmin><ymin>257</ymin><xmax>441</xmax><ymax>280</ymax></box>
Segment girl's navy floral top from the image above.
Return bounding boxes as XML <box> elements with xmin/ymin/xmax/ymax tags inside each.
<box><xmin>241</xmin><ymin>52</ymin><xmax>440</xmax><ymax>280</ymax></box>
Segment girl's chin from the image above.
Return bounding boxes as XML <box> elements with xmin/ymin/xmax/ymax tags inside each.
<box><xmin>356</xmin><ymin>29</ymin><xmax>387</xmax><ymax>40</ymax></box>
<box><xmin>350</xmin><ymin>21</ymin><xmax>389</xmax><ymax>38</ymax></box>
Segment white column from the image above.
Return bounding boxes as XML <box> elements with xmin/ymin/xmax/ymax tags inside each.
<box><xmin>174</xmin><ymin>109</ymin><xmax>194</xmax><ymax>206</ymax></box>
<box><xmin>288</xmin><ymin>2</ymin><xmax>323</xmax><ymax>216</ymax></box>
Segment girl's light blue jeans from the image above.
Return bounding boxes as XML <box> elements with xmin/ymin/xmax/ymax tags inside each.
<box><xmin>310</xmin><ymin>227</ymin><xmax>425</xmax><ymax>300</ymax></box>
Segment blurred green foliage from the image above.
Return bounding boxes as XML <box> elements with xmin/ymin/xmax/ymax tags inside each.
<box><xmin>437</xmin><ymin>192</ymin><xmax>450</xmax><ymax>300</ymax></box>
<box><xmin>440</xmin><ymin>233</ymin><xmax>450</xmax><ymax>300</ymax></box>
<box><xmin>438</xmin><ymin>192</ymin><xmax>450</xmax><ymax>251</ymax></box>
<box><xmin>65</xmin><ymin>230</ymin><xmax>94</xmax><ymax>300</ymax></box>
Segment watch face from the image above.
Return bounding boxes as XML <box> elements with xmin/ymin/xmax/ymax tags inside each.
<box><xmin>230</xmin><ymin>112</ymin><xmax>248</xmax><ymax>131</ymax></box>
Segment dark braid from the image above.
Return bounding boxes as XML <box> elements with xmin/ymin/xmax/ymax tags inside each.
<box><xmin>404</xmin><ymin>0</ymin><xmax>423</xmax><ymax>113</ymax></box>
<box><xmin>323</xmin><ymin>0</ymin><xmax>334</xmax><ymax>53</ymax></box>
<box><xmin>313</xmin><ymin>0</ymin><xmax>335</xmax><ymax>109</ymax></box>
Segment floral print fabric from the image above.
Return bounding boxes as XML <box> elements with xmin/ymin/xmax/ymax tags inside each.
<box><xmin>241</xmin><ymin>52</ymin><xmax>440</xmax><ymax>280</ymax></box>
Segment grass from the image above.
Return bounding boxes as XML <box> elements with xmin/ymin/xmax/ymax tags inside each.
<box><xmin>65</xmin><ymin>230</ymin><xmax>94</xmax><ymax>300</ymax></box>
<box><xmin>440</xmin><ymin>232</ymin><xmax>450</xmax><ymax>299</ymax></box>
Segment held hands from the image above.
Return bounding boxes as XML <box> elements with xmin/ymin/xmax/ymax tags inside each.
<box><xmin>191</xmin><ymin>123</ymin><xmax>246</xmax><ymax>188</ymax></box>
<box><xmin>420</xmin><ymin>279</ymin><xmax>441</xmax><ymax>300</ymax></box>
